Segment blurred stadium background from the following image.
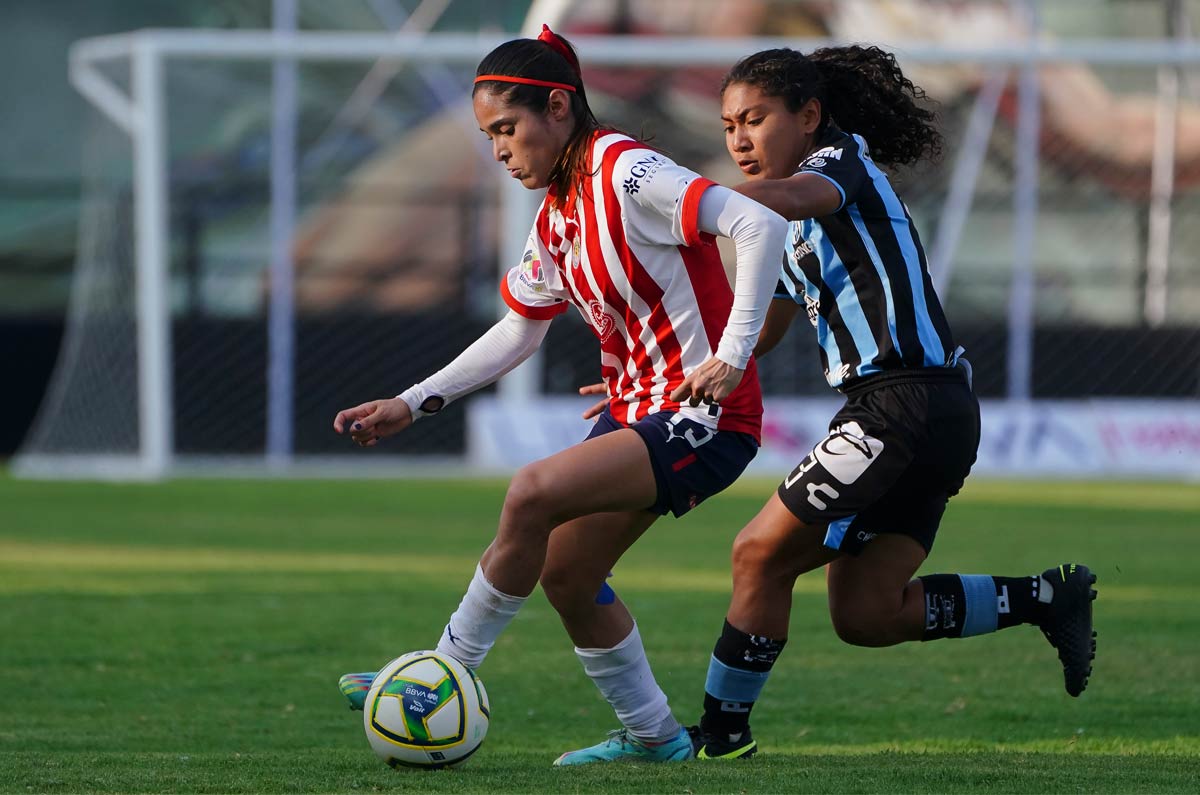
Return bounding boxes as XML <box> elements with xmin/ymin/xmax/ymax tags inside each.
<box><xmin>3</xmin><ymin>0</ymin><xmax>1199</xmax><ymax>481</ymax></box>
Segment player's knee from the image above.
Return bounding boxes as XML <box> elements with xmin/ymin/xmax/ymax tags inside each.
<box><xmin>539</xmin><ymin>565</ymin><xmax>593</xmax><ymax>616</ymax></box>
<box><xmin>731</xmin><ymin>529</ymin><xmax>791</xmax><ymax>584</ymax></box>
<box><xmin>502</xmin><ymin>462</ymin><xmax>559</xmax><ymax>526</ymax></box>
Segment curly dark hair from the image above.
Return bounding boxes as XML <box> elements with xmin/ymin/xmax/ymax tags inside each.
<box><xmin>473</xmin><ymin>34</ymin><xmax>600</xmax><ymax>206</ymax></box>
<box><xmin>720</xmin><ymin>45</ymin><xmax>942</xmax><ymax>167</ymax></box>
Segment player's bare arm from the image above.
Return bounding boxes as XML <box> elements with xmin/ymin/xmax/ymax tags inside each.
<box><xmin>733</xmin><ymin>173</ymin><xmax>842</xmax><ymax>221</ymax></box>
<box><xmin>754</xmin><ymin>299</ymin><xmax>801</xmax><ymax>359</ymax></box>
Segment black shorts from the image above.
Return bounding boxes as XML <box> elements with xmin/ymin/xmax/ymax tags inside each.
<box><xmin>776</xmin><ymin>367</ymin><xmax>980</xmax><ymax>555</ymax></box>
<box><xmin>587</xmin><ymin>409</ymin><xmax>758</xmax><ymax>518</ymax></box>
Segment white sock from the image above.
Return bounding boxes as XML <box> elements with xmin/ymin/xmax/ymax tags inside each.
<box><xmin>575</xmin><ymin>623</ymin><xmax>681</xmax><ymax>744</ymax></box>
<box><xmin>435</xmin><ymin>564</ymin><xmax>526</xmax><ymax>669</ymax></box>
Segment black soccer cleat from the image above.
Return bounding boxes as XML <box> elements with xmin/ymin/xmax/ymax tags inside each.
<box><xmin>688</xmin><ymin>724</ymin><xmax>758</xmax><ymax>760</ymax></box>
<box><xmin>1038</xmin><ymin>563</ymin><xmax>1098</xmax><ymax>697</ymax></box>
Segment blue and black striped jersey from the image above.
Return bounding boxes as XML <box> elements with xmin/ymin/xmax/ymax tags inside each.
<box><xmin>774</xmin><ymin>125</ymin><xmax>957</xmax><ymax>389</ymax></box>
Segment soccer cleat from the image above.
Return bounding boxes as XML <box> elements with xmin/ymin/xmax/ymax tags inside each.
<box><xmin>338</xmin><ymin>672</ymin><xmax>378</xmax><ymax>711</ymax></box>
<box><xmin>552</xmin><ymin>726</ymin><xmax>694</xmax><ymax>766</ymax></box>
<box><xmin>1038</xmin><ymin>563</ymin><xmax>1098</xmax><ymax>697</ymax></box>
<box><xmin>689</xmin><ymin>725</ymin><xmax>758</xmax><ymax>760</ymax></box>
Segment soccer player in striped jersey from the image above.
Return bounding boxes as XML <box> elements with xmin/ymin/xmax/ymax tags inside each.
<box><xmin>688</xmin><ymin>47</ymin><xmax>1098</xmax><ymax>760</ymax></box>
<box><xmin>332</xmin><ymin>27</ymin><xmax>788</xmax><ymax>766</ymax></box>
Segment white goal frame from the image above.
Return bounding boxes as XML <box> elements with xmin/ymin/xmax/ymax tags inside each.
<box><xmin>17</xmin><ymin>28</ymin><xmax>1200</xmax><ymax>480</ymax></box>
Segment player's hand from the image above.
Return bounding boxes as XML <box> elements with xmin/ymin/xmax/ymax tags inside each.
<box><xmin>669</xmin><ymin>356</ymin><xmax>745</xmax><ymax>407</ymax></box>
<box><xmin>333</xmin><ymin>397</ymin><xmax>413</xmax><ymax>447</ymax></box>
<box><xmin>578</xmin><ymin>383</ymin><xmax>608</xmax><ymax>420</ymax></box>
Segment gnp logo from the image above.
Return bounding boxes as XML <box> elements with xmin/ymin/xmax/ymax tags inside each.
<box><xmin>621</xmin><ymin>154</ymin><xmax>664</xmax><ymax>195</ymax></box>
<box><xmin>813</xmin><ymin>420</ymin><xmax>884</xmax><ymax>485</ymax></box>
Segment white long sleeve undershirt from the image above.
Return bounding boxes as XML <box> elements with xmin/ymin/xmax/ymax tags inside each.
<box><xmin>398</xmin><ymin>187</ymin><xmax>785</xmax><ymax>419</ymax></box>
<box><xmin>696</xmin><ymin>185</ymin><xmax>790</xmax><ymax>370</ymax></box>
<box><xmin>397</xmin><ymin>310</ymin><xmax>549</xmax><ymax>419</ymax></box>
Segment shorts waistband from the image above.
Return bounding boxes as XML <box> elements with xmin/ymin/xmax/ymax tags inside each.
<box><xmin>838</xmin><ymin>366</ymin><xmax>967</xmax><ymax>398</ymax></box>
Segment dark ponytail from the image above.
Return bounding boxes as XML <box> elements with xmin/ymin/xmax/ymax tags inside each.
<box><xmin>721</xmin><ymin>45</ymin><xmax>942</xmax><ymax>167</ymax></box>
<box><xmin>474</xmin><ymin>28</ymin><xmax>600</xmax><ymax>205</ymax></box>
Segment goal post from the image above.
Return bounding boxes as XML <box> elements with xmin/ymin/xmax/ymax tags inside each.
<box><xmin>15</xmin><ymin>29</ymin><xmax>1200</xmax><ymax>480</ymax></box>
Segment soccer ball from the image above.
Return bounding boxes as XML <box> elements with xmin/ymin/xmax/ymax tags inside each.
<box><xmin>362</xmin><ymin>650</ymin><xmax>490</xmax><ymax>769</ymax></box>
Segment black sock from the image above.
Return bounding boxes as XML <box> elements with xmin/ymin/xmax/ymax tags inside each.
<box><xmin>993</xmin><ymin>574</ymin><xmax>1046</xmax><ymax>629</ymax></box>
<box><xmin>699</xmin><ymin>620</ymin><xmax>786</xmax><ymax>742</ymax></box>
<box><xmin>919</xmin><ymin>573</ymin><xmax>1047</xmax><ymax>640</ymax></box>
<box><xmin>919</xmin><ymin>574</ymin><xmax>967</xmax><ymax>640</ymax></box>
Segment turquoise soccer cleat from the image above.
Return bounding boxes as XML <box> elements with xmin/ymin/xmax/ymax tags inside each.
<box><xmin>552</xmin><ymin>726</ymin><xmax>694</xmax><ymax>766</ymax></box>
<box><xmin>338</xmin><ymin>672</ymin><xmax>378</xmax><ymax>711</ymax></box>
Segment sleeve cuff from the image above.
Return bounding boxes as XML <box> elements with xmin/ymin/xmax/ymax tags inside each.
<box><xmin>802</xmin><ymin>170</ymin><xmax>847</xmax><ymax>213</ymax></box>
<box><xmin>680</xmin><ymin>177</ymin><xmax>718</xmax><ymax>246</ymax></box>
<box><xmin>715</xmin><ymin>337</ymin><xmax>753</xmax><ymax>371</ymax></box>
<box><xmin>397</xmin><ymin>385</ymin><xmax>437</xmax><ymax>421</ymax></box>
<box><xmin>500</xmin><ymin>276</ymin><xmax>568</xmax><ymax>320</ymax></box>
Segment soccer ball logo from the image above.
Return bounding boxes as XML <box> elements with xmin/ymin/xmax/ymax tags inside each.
<box><xmin>363</xmin><ymin>650</ymin><xmax>490</xmax><ymax>769</ymax></box>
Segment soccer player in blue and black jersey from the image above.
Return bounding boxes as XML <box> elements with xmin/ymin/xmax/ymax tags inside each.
<box><xmin>689</xmin><ymin>47</ymin><xmax>1098</xmax><ymax>760</ymax></box>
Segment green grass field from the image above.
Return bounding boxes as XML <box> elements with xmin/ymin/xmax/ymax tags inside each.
<box><xmin>1</xmin><ymin>475</ymin><xmax>1198</xmax><ymax>793</ymax></box>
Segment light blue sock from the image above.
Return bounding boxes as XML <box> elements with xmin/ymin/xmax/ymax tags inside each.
<box><xmin>958</xmin><ymin>574</ymin><xmax>999</xmax><ymax>637</ymax></box>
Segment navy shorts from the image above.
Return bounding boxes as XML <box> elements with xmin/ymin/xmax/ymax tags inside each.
<box><xmin>586</xmin><ymin>409</ymin><xmax>758</xmax><ymax>518</ymax></box>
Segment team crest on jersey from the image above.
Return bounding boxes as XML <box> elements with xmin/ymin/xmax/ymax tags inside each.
<box><xmin>587</xmin><ymin>300</ymin><xmax>617</xmax><ymax>343</ymax></box>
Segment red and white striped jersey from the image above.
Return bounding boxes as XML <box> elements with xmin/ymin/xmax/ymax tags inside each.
<box><xmin>500</xmin><ymin>130</ymin><xmax>763</xmax><ymax>441</ymax></box>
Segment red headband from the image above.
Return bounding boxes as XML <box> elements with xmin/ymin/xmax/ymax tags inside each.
<box><xmin>473</xmin><ymin>74</ymin><xmax>577</xmax><ymax>92</ymax></box>
<box><xmin>474</xmin><ymin>25</ymin><xmax>582</xmax><ymax>92</ymax></box>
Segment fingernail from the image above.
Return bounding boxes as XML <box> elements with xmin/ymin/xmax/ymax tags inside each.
<box><xmin>353</xmin><ymin>423</ymin><xmax>362</xmax><ymax>430</ymax></box>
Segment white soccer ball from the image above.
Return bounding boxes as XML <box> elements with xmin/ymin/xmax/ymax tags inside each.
<box><xmin>363</xmin><ymin>650</ymin><xmax>490</xmax><ymax>769</ymax></box>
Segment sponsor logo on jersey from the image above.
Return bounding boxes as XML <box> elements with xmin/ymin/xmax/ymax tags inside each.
<box><xmin>621</xmin><ymin>153</ymin><xmax>664</xmax><ymax>195</ymax></box>
<box><xmin>789</xmin><ymin>228</ymin><xmax>815</xmax><ymax>277</ymax></box>
<box><xmin>587</xmin><ymin>299</ymin><xmax>617</xmax><ymax>343</ymax></box>
<box><xmin>825</xmin><ymin>365</ymin><xmax>854</xmax><ymax>386</ymax></box>
<box><xmin>803</xmin><ymin>146</ymin><xmax>844</xmax><ymax>171</ymax></box>
<box><xmin>806</xmin><ymin>145</ymin><xmax>844</xmax><ymax>162</ymax></box>
<box><xmin>804</xmin><ymin>290</ymin><xmax>819</xmax><ymax>327</ymax></box>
